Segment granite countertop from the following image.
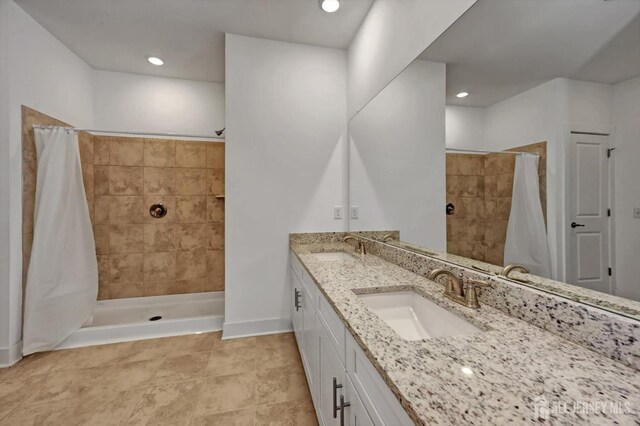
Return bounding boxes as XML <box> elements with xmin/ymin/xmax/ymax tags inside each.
<box><xmin>290</xmin><ymin>242</ymin><xmax>640</xmax><ymax>425</ymax></box>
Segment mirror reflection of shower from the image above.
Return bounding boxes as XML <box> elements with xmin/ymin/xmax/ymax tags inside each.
<box><xmin>444</xmin><ymin>143</ymin><xmax>547</xmax><ymax>271</ymax></box>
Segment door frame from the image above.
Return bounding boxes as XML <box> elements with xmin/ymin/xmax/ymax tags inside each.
<box><xmin>563</xmin><ymin>125</ymin><xmax>616</xmax><ymax>294</ymax></box>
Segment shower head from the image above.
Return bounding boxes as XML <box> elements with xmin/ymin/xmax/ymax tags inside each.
<box><xmin>215</xmin><ymin>127</ymin><xmax>225</xmax><ymax>136</ymax></box>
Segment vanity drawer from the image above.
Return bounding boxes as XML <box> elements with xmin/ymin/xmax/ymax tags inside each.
<box><xmin>317</xmin><ymin>290</ymin><xmax>346</xmax><ymax>365</ymax></box>
<box><xmin>291</xmin><ymin>251</ymin><xmax>303</xmax><ymax>281</ymax></box>
<box><xmin>345</xmin><ymin>332</ymin><xmax>413</xmax><ymax>426</ymax></box>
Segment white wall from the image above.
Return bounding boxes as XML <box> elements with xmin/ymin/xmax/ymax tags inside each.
<box><xmin>567</xmin><ymin>79</ymin><xmax>612</xmax><ymax>131</ymax></box>
<box><xmin>445</xmin><ymin>105</ymin><xmax>485</xmax><ymax>150</ymax></box>
<box><xmin>1</xmin><ymin>0</ymin><xmax>95</xmax><ymax>366</ymax></box>
<box><xmin>347</xmin><ymin>0</ymin><xmax>476</xmax><ymax>118</ymax></box>
<box><xmin>483</xmin><ymin>78</ymin><xmax>569</xmax><ymax>281</ymax></box>
<box><xmin>93</xmin><ymin>70</ymin><xmax>225</xmax><ymax>135</ymax></box>
<box><xmin>350</xmin><ymin>60</ymin><xmax>446</xmax><ymax>250</ymax></box>
<box><xmin>224</xmin><ymin>34</ymin><xmax>347</xmax><ymax>337</ymax></box>
<box><xmin>0</xmin><ymin>0</ymin><xmax>13</xmax><ymax>366</ymax></box>
<box><xmin>612</xmin><ymin>76</ymin><xmax>640</xmax><ymax>301</ymax></box>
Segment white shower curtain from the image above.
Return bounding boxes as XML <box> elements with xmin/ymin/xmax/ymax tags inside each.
<box><xmin>23</xmin><ymin>128</ymin><xmax>98</xmax><ymax>355</ymax></box>
<box><xmin>504</xmin><ymin>154</ymin><xmax>551</xmax><ymax>278</ymax></box>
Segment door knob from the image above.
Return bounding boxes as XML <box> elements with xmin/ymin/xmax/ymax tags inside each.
<box><xmin>571</xmin><ymin>222</ymin><xmax>585</xmax><ymax>228</ymax></box>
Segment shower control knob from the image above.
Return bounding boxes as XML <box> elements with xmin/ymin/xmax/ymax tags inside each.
<box><xmin>446</xmin><ymin>203</ymin><xmax>455</xmax><ymax>215</ymax></box>
<box><xmin>150</xmin><ymin>204</ymin><xmax>167</xmax><ymax>219</ymax></box>
<box><xmin>570</xmin><ymin>221</ymin><xmax>585</xmax><ymax>228</ymax></box>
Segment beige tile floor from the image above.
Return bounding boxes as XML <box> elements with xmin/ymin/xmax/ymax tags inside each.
<box><xmin>0</xmin><ymin>332</ymin><xmax>318</xmax><ymax>425</ymax></box>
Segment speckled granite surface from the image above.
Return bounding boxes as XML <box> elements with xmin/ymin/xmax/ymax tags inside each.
<box><xmin>357</xmin><ymin>235</ymin><xmax>640</xmax><ymax>371</ymax></box>
<box><xmin>290</xmin><ymin>239</ymin><xmax>640</xmax><ymax>425</ymax></box>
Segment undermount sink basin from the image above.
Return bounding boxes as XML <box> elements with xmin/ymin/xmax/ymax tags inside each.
<box><xmin>357</xmin><ymin>291</ymin><xmax>481</xmax><ymax>341</ymax></box>
<box><xmin>312</xmin><ymin>252</ymin><xmax>357</xmax><ymax>262</ymax></box>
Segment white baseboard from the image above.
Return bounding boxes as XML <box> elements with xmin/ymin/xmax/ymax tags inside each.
<box><xmin>222</xmin><ymin>317</ymin><xmax>292</xmax><ymax>340</ymax></box>
<box><xmin>0</xmin><ymin>340</ymin><xmax>23</xmax><ymax>368</ymax></box>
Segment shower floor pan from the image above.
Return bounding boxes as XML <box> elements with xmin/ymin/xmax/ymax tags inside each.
<box><xmin>55</xmin><ymin>291</ymin><xmax>225</xmax><ymax>350</ymax></box>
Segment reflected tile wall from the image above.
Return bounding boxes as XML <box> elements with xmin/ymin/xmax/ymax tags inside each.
<box><xmin>446</xmin><ymin>153</ymin><xmax>486</xmax><ymax>262</ymax></box>
<box><xmin>446</xmin><ymin>142</ymin><xmax>547</xmax><ymax>267</ymax></box>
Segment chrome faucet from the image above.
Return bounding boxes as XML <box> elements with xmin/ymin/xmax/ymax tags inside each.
<box><xmin>500</xmin><ymin>264</ymin><xmax>530</xmax><ymax>283</ymax></box>
<box><xmin>428</xmin><ymin>268</ymin><xmax>490</xmax><ymax>309</ymax></box>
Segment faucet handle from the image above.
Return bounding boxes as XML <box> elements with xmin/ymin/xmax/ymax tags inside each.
<box><xmin>464</xmin><ymin>279</ymin><xmax>491</xmax><ymax>309</ymax></box>
<box><xmin>465</xmin><ymin>279</ymin><xmax>491</xmax><ymax>290</ymax></box>
<box><xmin>358</xmin><ymin>240</ymin><xmax>367</xmax><ymax>255</ymax></box>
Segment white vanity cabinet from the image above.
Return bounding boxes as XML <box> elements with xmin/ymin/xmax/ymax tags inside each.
<box><xmin>290</xmin><ymin>252</ymin><xmax>414</xmax><ymax>426</ymax></box>
<box><xmin>290</xmin><ymin>259</ymin><xmax>303</xmax><ymax>345</ymax></box>
<box><xmin>290</xmin><ymin>255</ymin><xmax>318</xmax><ymax>397</ymax></box>
<box><xmin>301</xmin><ymin>284</ymin><xmax>318</xmax><ymax>397</ymax></box>
<box><xmin>345</xmin><ymin>375</ymin><xmax>374</xmax><ymax>426</ymax></box>
<box><xmin>318</xmin><ymin>323</ymin><xmax>346</xmax><ymax>426</ymax></box>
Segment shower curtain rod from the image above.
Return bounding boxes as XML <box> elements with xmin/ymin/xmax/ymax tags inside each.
<box><xmin>32</xmin><ymin>125</ymin><xmax>225</xmax><ymax>141</ymax></box>
<box><xmin>446</xmin><ymin>147</ymin><xmax>537</xmax><ymax>156</ymax></box>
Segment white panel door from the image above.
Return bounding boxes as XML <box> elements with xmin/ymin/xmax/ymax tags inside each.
<box><xmin>568</xmin><ymin>133</ymin><xmax>610</xmax><ymax>293</ymax></box>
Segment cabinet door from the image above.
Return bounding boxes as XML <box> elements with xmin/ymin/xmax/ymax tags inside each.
<box><xmin>301</xmin><ymin>286</ymin><xmax>318</xmax><ymax>399</ymax></box>
<box><xmin>290</xmin><ymin>268</ymin><xmax>303</xmax><ymax>342</ymax></box>
<box><xmin>344</xmin><ymin>375</ymin><xmax>373</xmax><ymax>426</ymax></box>
<box><xmin>317</xmin><ymin>324</ymin><xmax>345</xmax><ymax>426</ymax></box>
<box><xmin>345</xmin><ymin>332</ymin><xmax>414</xmax><ymax>425</ymax></box>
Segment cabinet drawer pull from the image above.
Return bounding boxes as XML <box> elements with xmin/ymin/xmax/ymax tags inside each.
<box><xmin>332</xmin><ymin>377</ymin><xmax>343</xmax><ymax>418</ymax></box>
<box><xmin>294</xmin><ymin>289</ymin><xmax>301</xmax><ymax>311</ymax></box>
<box><xmin>339</xmin><ymin>394</ymin><xmax>351</xmax><ymax>426</ymax></box>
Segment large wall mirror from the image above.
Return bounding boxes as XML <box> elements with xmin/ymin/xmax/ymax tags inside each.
<box><xmin>348</xmin><ymin>0</ymin><xmax>640</xmax><ymax>318</ymax></box>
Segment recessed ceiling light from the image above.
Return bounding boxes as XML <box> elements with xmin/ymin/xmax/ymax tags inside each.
<box><xmin>147</xmin><ymin>56</ymin><xmax>164</xmax><ymax>66</ymax></box>
<box><xmin>456</xmin><ymin>92</ymin><xmax>469</xmax><ymax>98</ymax></box>
<box><xmin>320</xmin><ymin>0</ymin><xmax>340</xmax><ymax>13</ymax></box>
<box><xmin>461</xmin><ymin>366</ymin><xmax>473</xmax><ymax>375</ymax></box>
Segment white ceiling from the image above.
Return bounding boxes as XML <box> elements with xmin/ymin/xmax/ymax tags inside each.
<box><xmin>15</xmin><ymin>0</ymin><xmax>373</xmax><ymax>83</ymax></box>
<box><xmin>419</xmin><ymin>0</ymin><xmax>640</xmax><ymax>107</ymax></box>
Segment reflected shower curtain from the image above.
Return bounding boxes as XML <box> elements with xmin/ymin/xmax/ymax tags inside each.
<box><xmin>504</xmin><ymin>154</ymin><xmax>551</xmax><ymax>278</ymax></box>
<box><xmin>23</xmin><ymin>128</ymin><xmax>98</xmax><ymax>355</ymax></box>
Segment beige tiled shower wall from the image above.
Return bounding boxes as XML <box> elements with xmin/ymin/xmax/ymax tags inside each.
<box><xmin>93</xmin><ymin>136</ymin><xmax>225</xmax><ymax>299</ymax></box>
<box><xmin>22</xmin><ymin>106</ymin><xmax>225</xmax><ymax>301</ymax></box>
<box><xmin>446</xmin><ymin>142</ymin><xmax>547</xmax><ymax>266</ymax></box>
<box><xmin>446</xmin><ymin>154</ymin><xmax>486</xmax><ymax>261</ymax></box>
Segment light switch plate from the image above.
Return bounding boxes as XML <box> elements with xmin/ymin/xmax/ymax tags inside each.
<box><xmin>333</xmin><ymin>206</ymin><xmax>343</xmax><ymax>220</ymax></box>
<box><xmin>350</xmin><ymin>206</ymin><xmax>359</xmax><ymax>219</ymax></box>
<box><xmin>634</xmin><ymin>208</ymin><xmax>640</xmax><ymax>219</ymax></box>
